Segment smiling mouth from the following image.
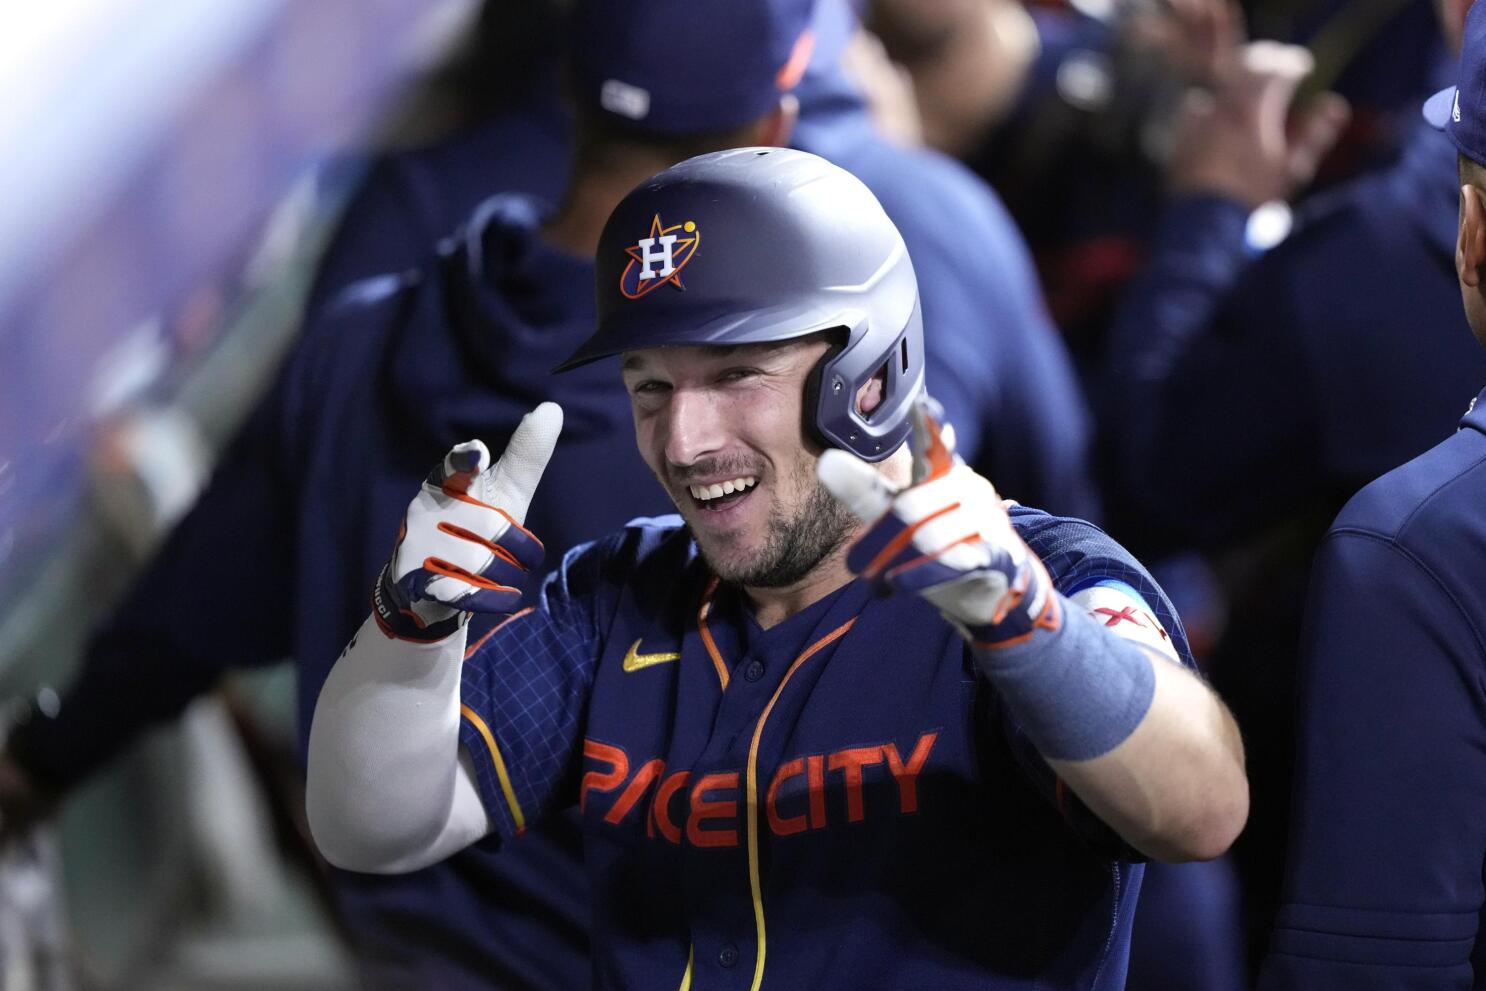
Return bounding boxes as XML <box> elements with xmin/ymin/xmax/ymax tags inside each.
<box><xmin>687</xmin><ymin>475</ymin><xmax>758</xmax><ymax>512</ymax></box>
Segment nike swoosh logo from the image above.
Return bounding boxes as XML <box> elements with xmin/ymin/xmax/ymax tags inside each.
<box><xmin>622</xmin><ymin>639</ymin><xmax>680</xmax><ymax>673</ymax></box>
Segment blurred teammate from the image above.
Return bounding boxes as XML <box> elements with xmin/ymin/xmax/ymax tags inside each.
<box><xmin>1257</xmin><ymin>3</ymin><xmax>1486</xmax><ymax>983</ymax></box>
<box><xmin>0</xmin><ymin>1</ymin><xmax>1097</xmax><ymax>987</ymax></box>
<box><xmin>297</xmin><ymin>0</ymin><xmax>1098</xmax><ymax>521</ymax></box>
<box><xmin>308</xmin><ymin>146</ymin><xmax>1248</xmax><ymax>990</ymax></box>
<box><xmin>968</xmin><ymin>0</ymin><xmax>1443</xmax><ymax>355</ymax></box>
<box><xmin>1096</xmin><ymin>1</ymin><xmax>1480</xmax><ymax>961</ymax></box>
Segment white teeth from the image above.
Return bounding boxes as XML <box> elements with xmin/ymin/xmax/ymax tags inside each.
<box><xmin>688</xmin><ymin>476</ymin><xmax>758</xmax><ymax>502</ymax></box>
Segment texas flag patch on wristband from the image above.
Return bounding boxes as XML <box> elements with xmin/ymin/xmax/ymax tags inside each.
<box><xmin>1070</xmin><ymin>581</ymin><xmax>1180</xmax><ymax>662</ymax></box>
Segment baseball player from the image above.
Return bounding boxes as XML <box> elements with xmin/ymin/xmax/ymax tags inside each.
<box><xmin>308</xmin><ymin>148</ymin><xmax>1248</xmax><ymax>990</ymax></box>
<box><xmin>1</xmin><ymin>2</ymin><xmax>1107</xmax><ymax>986</ymax></box>
<box><xmin>1256</xmin><ymin>3</ymin><xmax>1486</xmax><ymax>984</ymax></box>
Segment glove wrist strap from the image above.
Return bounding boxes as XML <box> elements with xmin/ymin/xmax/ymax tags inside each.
<box><xmin>373</xmin><ymin>563</ymin><xmax>466</xmax><ymax>643</ymax></box>
<box><xmin>963</xmin><ymin>557</ymin><xmax>1059</xmax><ymax>648</ymax></box>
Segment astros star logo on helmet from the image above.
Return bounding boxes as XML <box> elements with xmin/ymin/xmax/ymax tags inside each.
<box><xmin>620</xmin><ymin>214</ymin><xmax>700</xmax><ymax>299</ymax></box>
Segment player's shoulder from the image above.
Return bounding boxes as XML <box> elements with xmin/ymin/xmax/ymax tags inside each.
<box><xmin>1011</xmin><ymin>505</ymin><xmax>1195</xmax><ymax>667</ymax></box>
<box><xmin>1330</xmin><ymin>403</ymin><xmax>1486</xmax><ymax>552</ymax></box>
<box><xmin>551</xmin><ymin>515</ymin><xmax>696</xmax><ymax>587</ymax></box>
<box><xmin>615</xmin><ymin>515</ymin><xmax>695</xmax><ymax>565</ymax></box>
<box><xmin>840</xmin><ymin>135</ymin><xmax>993</xmax><ymax>211</ymax></box>
<box><xmin>1306</xmin><ymin>415</ymin><xmax>1486</xmax><ymax>662</ymax></box>
<box><xmin>537</xmin><ymin>515</ymin><xmax>703</xmax><ymax>631</ymax></box>
<box><xmin>374</xmin><ymin>102</ymin><xmax>569</xmax><ymax>214</ymax></box>
<box><xmin>854</xmin><ymin>140</ymin><xmax>1025</xmax><ymax>263</ymax></box>
<box><xmin>1010</xmin><ymin>505</ymin><xmax>1135</xmax><ymax>582</ymax></box>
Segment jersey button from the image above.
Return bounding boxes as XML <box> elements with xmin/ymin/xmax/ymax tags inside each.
<box><xmin>743</xmin><ymin>660</ymin><xmax>765</xmax><ymax>682</ymax></box>
<box><xmin>718</xmin><ymin>943</ymin><xmax>739</xmax><ymax>968</ymax></box>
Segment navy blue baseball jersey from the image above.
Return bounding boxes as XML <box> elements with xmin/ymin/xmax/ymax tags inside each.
<box><xmin>456</xmin><ymin>508</ymin><xmax>1195</xmax><ymax>990</ymax></box>
<box><xmin>1257</xmin><ymin>387</ymin><xmax>1486</xmax><ymax>989</ymax></box>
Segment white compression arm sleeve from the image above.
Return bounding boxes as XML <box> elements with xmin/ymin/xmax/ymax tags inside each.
<box><xmin>306</xmin><ymin>615</ymin><xmax>492</xmax><ymax>873</ymax></box>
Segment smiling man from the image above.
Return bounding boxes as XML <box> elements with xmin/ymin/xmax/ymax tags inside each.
<box><xmin>622</xmin><ymin>338</ymin><xmax>863</xmax><ymax>617</ymax></box>
<box><xmin>306</xmin><ymin>148</ymin><xmax>1247</xmax><ymax>991</ymax></box>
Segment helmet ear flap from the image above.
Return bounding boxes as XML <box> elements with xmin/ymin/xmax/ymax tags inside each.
<box><xmin>802</xmin><ymin>329</ymin><xmax>849</xmax><ymax>453</ymax></box>
<box><xmin>809</xmin><ymin>298</ymin><xmax>923</xmax><ymax>462</ymax></box>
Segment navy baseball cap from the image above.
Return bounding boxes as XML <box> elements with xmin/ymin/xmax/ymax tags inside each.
<box><xmin>569</xmin><ymin>0</ymin><xmax>817</xmax><ymax>135</ymax></box>
<box><xmin>1425</xmin><ymin>0</ymin><xmax>1486</xmax><ymax>165</ymax></box>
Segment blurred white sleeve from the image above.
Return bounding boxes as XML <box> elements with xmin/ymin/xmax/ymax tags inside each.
<box><xmin>306</xmin><ymin>615</ymin><xmax>492</xmax><ymax>873</ymax></box>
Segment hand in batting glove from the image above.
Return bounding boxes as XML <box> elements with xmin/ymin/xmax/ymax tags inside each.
<box><xmin>816</xmin><ymin>397</ymin><xmax>1060</xmax><ymax>647</ymax></box>
<box><xmin>373</xmin><ymin>403</ymin><xmax>564</xmax><ymax>642</ymax></box>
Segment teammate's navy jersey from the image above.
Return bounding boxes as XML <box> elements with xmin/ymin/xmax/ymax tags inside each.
<box><xmin>458</xmin><ymin>508</ymin><xmax>1194</xmax><ymax>990</ymax></box>
<box><xmin>1258</xmin><ymin>387</ymin><xmax>1486</xmax><ymax>990</ymax></box>
<box><xmin>1100</xmin><ymin>119</ymin><xmax>1483</xmax><ymax>552</ymax></box>
<box><xmin>1096</xmin><ymin>116</ymin><xmax>1486</xmax><ymax>971</ymax></box>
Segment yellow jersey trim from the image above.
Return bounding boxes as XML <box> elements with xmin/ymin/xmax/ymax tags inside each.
<box><xmin>743</xmin><ymin>616</ymin><xmax>858</xmax><ymax>991</ymax></box>
<box><xmin>460</xmin><ymin>703</ymin><xmax>526</xmax><ymax>832</ymax></box>
<box><xmin>697</xmin><ymin>577</ymin><xmax>729</xmax><ymax>690</ymax></box>
<box><xmin>464</xmin><ymin>607</ymin><xmax>533</xmax><ymax>659</ymax></box>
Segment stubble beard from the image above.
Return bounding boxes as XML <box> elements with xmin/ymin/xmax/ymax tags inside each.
<box><xmin>695</xmin><ymin>469</ymin><xmax>858</xmax><ymax>589</ymax></box>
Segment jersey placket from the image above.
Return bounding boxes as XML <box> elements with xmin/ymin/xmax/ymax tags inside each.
<box><xmin>677</xmin><ymin>578</ymin><xmax>868</xmax><ymax>991</ymax></box>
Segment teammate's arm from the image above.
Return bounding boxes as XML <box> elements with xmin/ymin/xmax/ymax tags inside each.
<box><xmin>819</xmin><ymin>400</ymin><xmax>1248</xmax><ymax>862</ymax></box>
<box><xmin>1098</xmin><ymin>43</ymin><xmax>1348</xmax><ymax>550</ymax></box>
<box><xmin>306</xmin><ymin>404</ymin><xmax>564</xmax><ymax>873</ymax></box>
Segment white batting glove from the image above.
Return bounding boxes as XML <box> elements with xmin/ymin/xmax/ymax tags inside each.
<box><xmin>817</xmin><ymin>397</ymin><xmax>1059</xmax><ymax>647</ymax></box>
<box><xmin>373</xmin><ymin>403</ymin><xmax>564</xmax><ymax>642</ymax></box>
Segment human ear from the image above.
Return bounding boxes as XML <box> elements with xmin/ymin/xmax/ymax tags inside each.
<box><xmin>1458</xmin><ymin>185</ymin><xmax>1486</xmax><ymax>289</ymax></box>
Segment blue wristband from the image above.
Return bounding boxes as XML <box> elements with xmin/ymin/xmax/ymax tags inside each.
<box><xmin>973</xmin><ymin>595</ymin><xmax>1156</xmax><ymax>761</ymax></box>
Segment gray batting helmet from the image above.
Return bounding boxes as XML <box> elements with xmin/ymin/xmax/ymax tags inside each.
<box><xmin>554</xmin><ymin>147</ymin><xmax>925</xmax><ymax>462</ymax></box>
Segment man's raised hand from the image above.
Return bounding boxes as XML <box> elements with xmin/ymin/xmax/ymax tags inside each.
<box><xmin>816</xmin><ymin>397</ymin><xmax>1058</xmax><ymax>647</ymax></box>
<box><xmin>373</xmin><ymin>402</ymin><xmax>563</xmax><ymax>641</ymax></box>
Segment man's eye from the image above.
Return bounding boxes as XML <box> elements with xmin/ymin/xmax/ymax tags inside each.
<box><xmin>719</xmin><ymin>368</ymin><xmax>758</xmax><ymax>383</ymax></box>
<box><xmin>632</xmin><ymin>381</ymin><xmax>670</xmax><ymax>395</ymax></box>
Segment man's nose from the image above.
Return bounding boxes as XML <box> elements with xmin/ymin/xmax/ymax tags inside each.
<box><xmin>662</xmin><ymin>388</ymin><xmax>728</xmax><ymax>468</ymax></box>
